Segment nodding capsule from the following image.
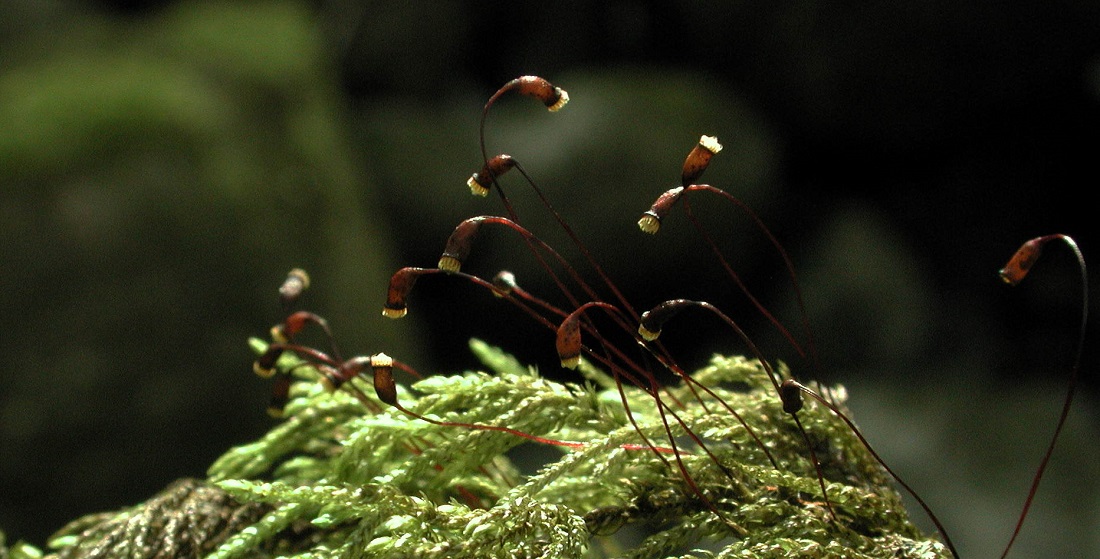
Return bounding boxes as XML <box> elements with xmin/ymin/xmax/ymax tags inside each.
<box><xmin>383</xmin><ymin>267</ymin><xmax>423</xmax><ymax>319</ymax></box>
<box><xmin>999</xmin><ymin>237</ymin><xmax>1046</xmax><ymax>286</ymax></box>
<box><xmin>637</xmin><ymin>187</ymin><xmax>685</xmax><ymax>235</ymax></box>
<box><xmin>278</xmin><ymin>268</ymin><xmax>310</xmax><ymax>309</ymax></box>
<box><xmin>779</xmin><ymin>379</ymin><xmax>804</xmax><ymax>414</ymax></box>
<box><xmin>371</xmin><ymin>353</ymin><xmax>398</xmax><ymax>406</ymax></box>
<box><xmin>637</xmin><ymin>299</ymin><xmax>693</xmax><ymax>341</ymax></box>
<box><xmin>439</xmin><ymin>218</ymin><xmax>483</xmax><ymax>273</ymax></box>
<box><xmin>467</xmin><ymin>154</ymin><xmax>516</xmax><ymax>197</ymax></box>
<box><xmin>508</xmin><ymin>75</ymin><xmax>570</xmax><ymax>112</ymax></box>
<box><xmin>253</xmin><ymin>345</ymin><xmax>284</xmax><ymax>378</ymax></box>
<box><xmin>274</xmin><ymin>311</ymin><xmax>329</xmax><ymax>342</ymax></box>
<box><xmin>681</xmin><ymin>135</ymin><xmax>722</xmax><ymax>187</ymax></box>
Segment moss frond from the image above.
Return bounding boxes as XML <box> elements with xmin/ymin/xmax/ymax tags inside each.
<box><xmin>37</xmin><ymin>340</ymin><xmax>948</xmax><ymax>559</ymax></box>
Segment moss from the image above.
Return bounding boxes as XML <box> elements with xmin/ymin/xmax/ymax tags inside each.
<box><xmin>10</xmin><ymin>339</ymin><xmax>948</xmax><ymax>559</ymax></box>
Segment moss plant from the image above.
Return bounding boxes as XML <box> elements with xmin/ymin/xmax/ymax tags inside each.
<box><xmin>3</xmin><ymin>338</ymin><xmax>948</xmax><ymax>559</ymax></box>
<box><xmin>1</xmin><ymin>75</ymin><xmax>966</xmax><ymax>559</ymax></box>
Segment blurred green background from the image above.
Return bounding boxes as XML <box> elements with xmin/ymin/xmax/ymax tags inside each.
<box><xmin>1</xmin><ymin>1</ymin><xmax>1098</xmax><ymax>556</ymax></box>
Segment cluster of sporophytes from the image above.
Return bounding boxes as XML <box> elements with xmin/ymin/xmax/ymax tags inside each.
<box><xmin>2</xmin><ymin>77</ymin><xmax>1084</xmax><ymax>559</ymax></box>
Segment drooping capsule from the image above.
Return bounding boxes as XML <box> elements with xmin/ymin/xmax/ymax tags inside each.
<box><xmin>999</xmin><ymin>237</ymin><xmax>1046</xmax><ymax>286</ymax></box>
<box><xmin>438</xmin><ymin>218</ymin><xmax>483</xmax><ymax>273</ymax></box>
<box><xmin>637</xmin><ymin>187</ymin><xmax>686</xmax><ymax>235</ymax></box>
<box><xmin>383</xmin><ymin>267</ymin><xmax>427</xmax><ymax>318</ymax></box>
<box><xmin>370</xmin><ymin>353</ymin><xmax>398</xmax><ymax>406</ymax></box>
<box><xmin>466</xmin><ymin>154</ymin><xmax>516</xmax><ymax>197</ymax></box>
<box><xmin>637</xmin><ymin>299</ymin><xmax>693</xmax><ymax>341</ymax></box>
<box><xmin>507</xmin><ymin>75</ymin><xmax>570</xmax><ymax>112</ymax></box>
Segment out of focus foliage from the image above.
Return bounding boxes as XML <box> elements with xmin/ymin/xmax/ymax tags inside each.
<box><xmin>0</xmin><ymin>1</ymin><xmax>415</xmax><ymax>542</ymax></box>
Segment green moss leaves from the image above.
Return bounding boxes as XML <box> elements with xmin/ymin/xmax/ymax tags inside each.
<box><xmin>29</xmin><ymin>340</ymin><xmax>948</xmax><ymax>558</ymax></box>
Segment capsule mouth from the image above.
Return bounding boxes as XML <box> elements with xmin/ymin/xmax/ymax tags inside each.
<box><xmin>637</xmin><ymin>325</ymin><xmax>661</xmax><ymax>342</ymax></box>
<box><xmin>548</xmin><ymin>88</ymin><xmax>569</xmax><ymax>112</ymax></box>
<box><xmin>467</xmin><ymin>175</ymin><xmax>490</xmax><ymax>197</ymax></box>
<box><xmin>698</xmin><ymin>135</ymin><xmax>722</xmax><ymax>154</ymax></box>
<box><xmin>438</xmin><ymin>255</ymin><xmax>462</xmax><ymax>273</ymax></box>
<box><xmin>371</xmin><ymin>353</ymin><xmax>394</xmax><ymax>368</ymax></box>
<box><xmin>559</xmin><ymin>355</ymin><xmax>581</xmax><ymax>369</ymax></box>
<box><xmin>382</xmin><ymin>306</ymin><xmax>408</xmax><ymax>319</ymax></box>
<box><xmin>253</xmin><ymin>362</ymin><xmax>277</xmax><ymax>379</ymax></box>
<box><xmin>637</xmin><ymin>213</ymin><xmax>661</xmax><ymax>235</ymax></box>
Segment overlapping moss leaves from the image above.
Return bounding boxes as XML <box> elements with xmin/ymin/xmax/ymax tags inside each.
<box><xmin>5</xmin><ymin>338</ymin><xmax>948</xmax><ymax>559</ymax></box>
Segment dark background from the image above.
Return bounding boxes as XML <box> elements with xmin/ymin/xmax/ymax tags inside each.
<box><xmin>2</xmin><ymin>1</ymin><xmax>1098</xmax><ymax>557</ymax></box>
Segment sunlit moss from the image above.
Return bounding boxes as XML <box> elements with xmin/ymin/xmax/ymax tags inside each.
<box><xmin>16</xmin><ymin>339</ymin><xmax>948</xmax><ymax>559</ymax></box>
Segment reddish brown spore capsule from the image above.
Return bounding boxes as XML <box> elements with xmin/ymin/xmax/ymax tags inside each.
<box><xmin>681</xmin><ymin>135</ymin><xmax>722</xmax><ymax>187</ymax></box>
<box><xmin>999</xmin><ymin>238</ymin><xmax>1045</xmax><ymax>286</ymax></box>
<box><xmin>467</xmin><ymin>154</ymin><xmax>516</xmax><ymax>197</ymax></box>
<box><xmin>555</xmin><ymin>312</ymin><xmax>583</xmax><ymax>369</ymax></box>
<box><xmin>383</xmin><ymin>267</ymin><xmax>422</xmax><ymax>318</ymax></box>
<box><xmin>280</xmin><ymin>311</ymin><xmax>327</xmax><ymax>339</ymax></box>
<box><xmin>371</xmin><ymin>353</ymin><xmax>398</xmax><ymax>406</ymax></box>
<box><xmin>509</xmin><ymin>75</ymin><xmax>570</xmax><ymax>112</ymax></box>
<box><xmin>638</xmin><ymin>187</ymin><xmax>685</xmax><ymax>235</ymax></box>
<box><xmin>439</xmin><ymin>218</ymin><xmax>483</xmax><ymax>273</ymax></box>
<box><xmin>779</xmin><ymin>379</ymin><xmax>804</xmax><ymax>414</ymax></box>
<box><xmin>637</xmin><ymin>299</ymin><xmax>692</xmax><ymax>341</ymax></box>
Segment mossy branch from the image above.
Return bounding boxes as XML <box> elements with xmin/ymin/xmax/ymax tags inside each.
<box><xmin>4</xmin><ymin>339</ymin><xmax>948</xmax><ymax>559</ymax></box>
